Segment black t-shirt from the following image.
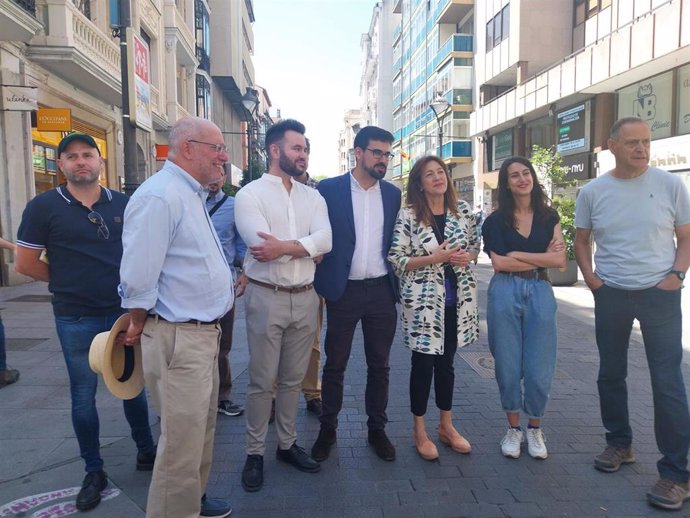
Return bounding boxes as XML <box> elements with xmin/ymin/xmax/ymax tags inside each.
<box><xmin>431</xmin><ymin>213</ymin><xmax>458</xmax><ymax>293</ymax></box>
<box><xmin>17</xmin><ymin>186</ymin><xmax>128</xmax><ymax>316</ymax></box>
<box><xmin>481</xmin><ymin>210</ymin><xmax>558</xmax><ymax>257</ymax></box>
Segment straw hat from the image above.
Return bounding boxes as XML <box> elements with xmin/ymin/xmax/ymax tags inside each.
<box><xmin>89</xmin><ymin>314</ymin><xmax>144</xmax><ymax>400</ymax></box>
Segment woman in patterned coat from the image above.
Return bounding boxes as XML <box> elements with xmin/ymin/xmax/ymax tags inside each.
<box><xmin>388</xmin><ymin>155</ymin><xmax>479</xmax><ymax>461</ymax></box>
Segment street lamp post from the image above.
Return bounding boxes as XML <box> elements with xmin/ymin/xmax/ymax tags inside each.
<box><xmin>242</xmin><ymin>88</ymin><xmax>260</xmax><ymax>182</ymax></box>
<box><xmin>429</xmin><ymin>94</ymin><xmax>450</xmax><ymax>159</ymax></box>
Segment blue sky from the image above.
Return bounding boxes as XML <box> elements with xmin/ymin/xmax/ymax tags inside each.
<box><xmin>253</xmin><ymin>0</ymin><xmax>377</xmax><ymax>176</ymax></box>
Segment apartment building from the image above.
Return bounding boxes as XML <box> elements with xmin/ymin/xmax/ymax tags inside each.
<box><xmin>360</xmin><ymin>0</ymin><xmax>395</xmax><ymax>132</ymax></box>
<box><xmin>471</xmin><ymin>0</ymin><xmax>690</xmax><ymax>210</ymax></box>
<box><xmin>390</xmin><ymin>0</ymin><xmax>475</xmax><ymax>199</ymax></box>
<box><xmin>0</xmin><ymin>0</ymin><xmax>257</xmax><ymax>285</ymax></box>
<box><xmin>337</xmin><ymin>108</ymin><xmax>362</xmax><ymax>174</ymax></box>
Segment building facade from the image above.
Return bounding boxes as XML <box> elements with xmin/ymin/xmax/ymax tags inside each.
<box><xmin>337</xmin><ymin>108</ymin><xmax>362</xmax><ymax>174</ymax></box>
<box><xmin>0</xmin><ymin>0</ymin><xmax>257</xmax><ymax>285</ymax></box>
<box><xmin>360</xmin><ymin>0</ymin><xmax>395</xmax><ymax>132</ymax></box>
<box><xmin>390</xmin><ymin>0</ymin><xmax>475</xmax><ymax>198</ymax></box>
<box><xmin>471</xmin><ymin>0</ymin><xmax>690</xmax><ymax>210</ymax></box>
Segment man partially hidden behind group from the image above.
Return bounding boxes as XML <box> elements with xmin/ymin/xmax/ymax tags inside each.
<box><xmin>15</xmin><ymin>133</ymin><xmax>156</xmax><ymax>513</ymax></box>
<box><xmin>235</xmin><ymin>119</ymin><xmax>332</xmax><ymax>493</ymax></box>
<box><xmin>575</xmin><ymin>117</ymin><xmax>690</xmax><ymax>511</ymax></box>
<box><xmin>119</xmin><ymin>117</ymin><xmax>234</xmax><ymax>518</ymax></box>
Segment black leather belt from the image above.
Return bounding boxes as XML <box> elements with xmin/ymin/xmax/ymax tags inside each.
<box><xmin>500</xmin><ymin>269</ymin><xmax>550</xmax><ymax>281</ymax></box>
<box><xmin>349</xmin><ymin>275</ymin><xmax>388</xmax><ymax>286</ymax></box>
<box><xmin>147</xmin><ymin>314</ymin><xmax>220</xmax><ymax>326</ymax></box>
<box><xmin>248</xmin><ymin>278</ymin><xmax>314</xmax><ymax>293</ymax></box>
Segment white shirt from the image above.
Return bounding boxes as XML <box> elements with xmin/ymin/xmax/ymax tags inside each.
<box><xmin>235</xmin><ymin>173</ymin><xmax>332</xmax><ymax>287</ymax></box>
<box><xmin>348</xmin><ymin>172</ymin><xmax>388</xmax><ymax>280</ymax></box>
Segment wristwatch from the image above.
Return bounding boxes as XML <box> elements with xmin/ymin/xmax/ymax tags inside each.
<box><xmin>670</xmin><ymin>270</ymin><xmax>686</xmax><ymax>281</ymax></box>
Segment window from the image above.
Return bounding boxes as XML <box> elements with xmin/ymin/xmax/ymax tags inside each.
<box><xmin>196</xmin><ymin>74</ymin><xmax>211</xmax><ymax>119</ymax></box>
<box><xmin>486</xmin><ymin>4</ymin><xmax>509</xmax><ymax>52</ymax></box>
<box><xmin>501</xmin><ymin>5</ymin><xmax>510</xmax><ymax>39</ymax></box>
<box><xmin>72</xmin><ymin>0</ymin><xmax>91</xmax><ymax>19</ymax></box>
<box><xmin>574</xmin><ymin>0</ymin><xmax>611</xmax><ymax>26</ymax></box>
<box><xmin>486</xmin><ymin>20</ymin><xmax>493</xmax><ymax>51</ymax></box>
<box><xmin>195</xmin><ymin>0</ymin><xmax>211</xmax><ymax>72</ymax></box>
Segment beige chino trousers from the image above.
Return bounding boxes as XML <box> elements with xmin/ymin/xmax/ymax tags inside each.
<box><xmin>141</xmin><ymin>318</ymin><xmax>220</xmax><ymax>518</ymax></box>
<box><xmin>245</xmin><ymin>284</ymin><xmax>318</xmax><ymax>455</ymax></box>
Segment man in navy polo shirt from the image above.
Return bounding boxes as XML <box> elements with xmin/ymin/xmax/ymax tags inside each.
<box><xmin>15</xmin><ymin>133</ymin><xmax>156</xmax><ymax>513</ymax></box>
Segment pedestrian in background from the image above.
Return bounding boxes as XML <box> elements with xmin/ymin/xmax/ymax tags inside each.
<box><xmin>574</xmin><ymin>117</ymin><xmax>690</xmax><ymax>511</ymax></box>
<box><xmin>481</xmin><ymin>156</ymin><xmax>566</xmax><ymax>460</ymax></box>
<box><xmin>15</xmin><ymin>133</ymin><xmax>156</xmax><ymax>512</ymax></box>
<box><xmin>388</xmin><ymin>155</ymin><xmax>478</xmax><ymax>461</ymax></box>
<box><xmin>206</xmin><ymin>165</ymin><xmax>246</xmax><ymax>418</ymax></box>
<box><xmin>0</xmin><ymin>236</ymin><xmax>19</xmax><ymax>388</ymax></box>
<box><xmin>119</xmin><ymin>117</ymin><xmax>234</xmax><ymax>518</ymax></box>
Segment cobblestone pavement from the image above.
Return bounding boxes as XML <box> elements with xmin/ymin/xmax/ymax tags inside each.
<box><xmin>2</xmin><ymin>260</ymin><xmax>690</xmax><ymax>517</ymax></box>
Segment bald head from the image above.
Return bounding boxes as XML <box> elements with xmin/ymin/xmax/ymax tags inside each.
<box><xmin>167</xmin><ymin>117</ymin><xmax>228</xmax><ymax>186</ymax></box>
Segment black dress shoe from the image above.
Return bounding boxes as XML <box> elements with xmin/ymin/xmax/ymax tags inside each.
<box><xmin>305</xmin><ymin>398</ymin><xmax>322</xmax><ymax>416</ymax></box>
<box><xmin>241</xmin><ymin>455</ymin><xmax>263</xmax><ymax>492</ymax></box>
<box><xmin>276</xmin><ymin>442</ymin><xmax>321</xmax><ymax>473</ymax></box>
<box><xmin>311</xmin><ymin>427</ymin><xmax>336</xmax><ymax>462</ymax></box>
<box><xmin>368</xmin><ymin>429</ymin><xmax>396</xmax><ymax>461</ymax></box>
<box><xmin>136</xmin><ymin>447</ymin><xmax>156</xmax><ymax>471</ymax></box>
<box><xmin>76</xmin><ymin>470</ymin><xmax>108</xmax><ymax>511</ymax></box>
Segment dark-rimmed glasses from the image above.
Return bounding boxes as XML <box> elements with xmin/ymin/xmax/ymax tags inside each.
<box><xmin>365</xmin><ymin>148</ymin><xmax>394</xmax><ymax>160</ymax></box>
<box><xmin>87</xmin><ymin>211</ymin><xmax>110</xmax><ymax>240</ymax></box>
<box><xmin>188</xmin><ymin>140</ymin><xmax>228</xmax><ymax>154</ymax></box>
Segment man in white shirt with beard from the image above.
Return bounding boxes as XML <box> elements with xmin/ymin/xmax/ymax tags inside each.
<box><xmin>235</xmin><ymin>119</ymin><xmax>332</xmax><ymax>492</ymax></box>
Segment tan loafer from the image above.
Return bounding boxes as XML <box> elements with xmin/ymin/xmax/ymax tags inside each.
<box><xmin>438</xmin><ymin>427</ymin><xmax>472</xmax><ymax>454</ymax></box>
<box><xmin>414</xmin><ymin>433</ymin><xmax>439</xmax><ymax>461</ymax></box>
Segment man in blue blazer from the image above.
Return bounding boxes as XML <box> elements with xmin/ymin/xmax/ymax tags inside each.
<box><xmin>311</xmin><ymin>126</ymin><xmax>401</xmax><ymax>462</ymax></box>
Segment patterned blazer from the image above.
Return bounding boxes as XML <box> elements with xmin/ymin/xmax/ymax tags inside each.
<box><xmin>388</xmin><ymin>200</ymin><xmax>479</xmax><ymax>355</ymax></box>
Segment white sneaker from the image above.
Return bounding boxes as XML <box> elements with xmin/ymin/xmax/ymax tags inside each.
<box><xmin>500</xmin><ymin>428</ymin><xmax>524</xmax><ymax>458</ymax></box>
<box><xmin>526</xmin><ymin>427</ymin><xmax>548</xmax><ymax>459</ymax></box>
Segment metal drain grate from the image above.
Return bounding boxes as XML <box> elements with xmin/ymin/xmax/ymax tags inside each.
<box><xmin>458</xmin><ymin>351</ymin><xmax>570</xmax><ymax>379</ymax></box>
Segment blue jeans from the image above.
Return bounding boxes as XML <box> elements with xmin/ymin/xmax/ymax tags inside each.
<box><xmin>0</xmin><ymin>315</ymin><xmax>6</xmax><ymax>370</ymax></box>
<box><xmin>593</xmin><ymin>284</ymin><xmax>690</xmax><ymax>483</ymax></box>
<box><xmin>55</xmin><ymin>313</ymin><xmax>155</xmax><ymax>473</ymax></box>
<box><xmin>487</xmin><ymin>273</ymin><xmax>558</xmax><ymax>418</ymax></box>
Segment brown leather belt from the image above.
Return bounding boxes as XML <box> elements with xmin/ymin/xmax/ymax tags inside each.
<box><xmin>500</xmin><ymin>269</ymin><xmax>550</xmax><ymax>281</ymax></box>
<box><xmin>147</xmin><ymin>314</ymin><xmax>220</xmax><ymax>325</ymax></box>
<box><xmin>248</xmin><ymin>278</ymin><xmax>314</xmax><ymax>294</ymax></box>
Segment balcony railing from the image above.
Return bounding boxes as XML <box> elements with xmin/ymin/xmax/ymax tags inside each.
<box><xmin>437</xmin><ymin>140</ymin><xmax>472</xmax><ymax>159</ymax></box>
<box><xmin>196</xmin><ymin>46</ymin><xmax>210</xmax><ymax>73</ymax></box>
<box><xmin>12</xmin><ymin>0</ymin><xmax>36</xmax><ymax>14</ymax></box>
<box><xmin>432</xmin><ymin>34</ymin><xmax>472</xmax><ymax>71</ymax></box>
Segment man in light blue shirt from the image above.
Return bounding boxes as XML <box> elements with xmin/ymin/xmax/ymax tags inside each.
<box><xmin>206</xmin><ymin>168</ymin><xmax>246</xmax><ymax>418</ymax></box>
<box><xmin>119</xmin><ymin>117</ymin><xmax>234</xmax><ymax>518</ymax></box>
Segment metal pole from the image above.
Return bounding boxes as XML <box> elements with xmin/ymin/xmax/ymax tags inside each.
<box><xmin>438</xmin><ymin>123</ymin><xmax>443</xmax><ymax>159</ymax></box>
<box><xmin>118</xmin><ymin>0</ymin><xmax>139</xmax><ymax>195</ymax></box>
<box><xmin>247</xmin><ymin>120</ymin><xmax>253</xmax><ymax>182</ymax></box>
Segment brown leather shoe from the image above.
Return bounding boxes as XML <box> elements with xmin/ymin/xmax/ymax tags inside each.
<box><xmin>438</xmin><ymin>427</ymin><xmax>472</xmax><ymax>454</ymax></box>
<box><xmin>368</xmin><ymin>429</ymin><xmax>395</xmax><ymax>461</ymax></box>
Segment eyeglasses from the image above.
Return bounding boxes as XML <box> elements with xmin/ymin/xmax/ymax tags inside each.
<box><xmin>365</xmin><ymin>148</ymin><xmax>394</xmax><ymax>160</ymax></box>
<box><xmin>87</xmin><ymin>211</ymin><xmax>110</xmax><ymax>240</ymax></box>
<box><xmin>188</xmin><ymin>140</ymin><xmax>228</xmax><ymax>154</ymax></box>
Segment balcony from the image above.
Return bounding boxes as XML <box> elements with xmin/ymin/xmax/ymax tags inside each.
<box><xmin>432</xmin><ymin>34</ymin><xmax>473</xmax><ymax>72</ymax></box>
<box><xmin>0</xmin><ymin>0</ymin><xmax>42</xmax><ymax>42</ymax></box>
<box><xmin>435</xmin><ymin>0</ymin><xmax>473</xmax><ymax>25</ymax></box>
<box><xmin>27</xmin><ymin>0</ymin><xmax>121</xmax><ymax>105</ymax></box>
<box><xmin>165</xmin><ymin>2</ymin><xmax>197</xmax><ymax>68</ymax></box>
<box><xmin>437</xmin><ymin>140</ymin><xmax>472</xmax><ymax>162</ymax></box>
